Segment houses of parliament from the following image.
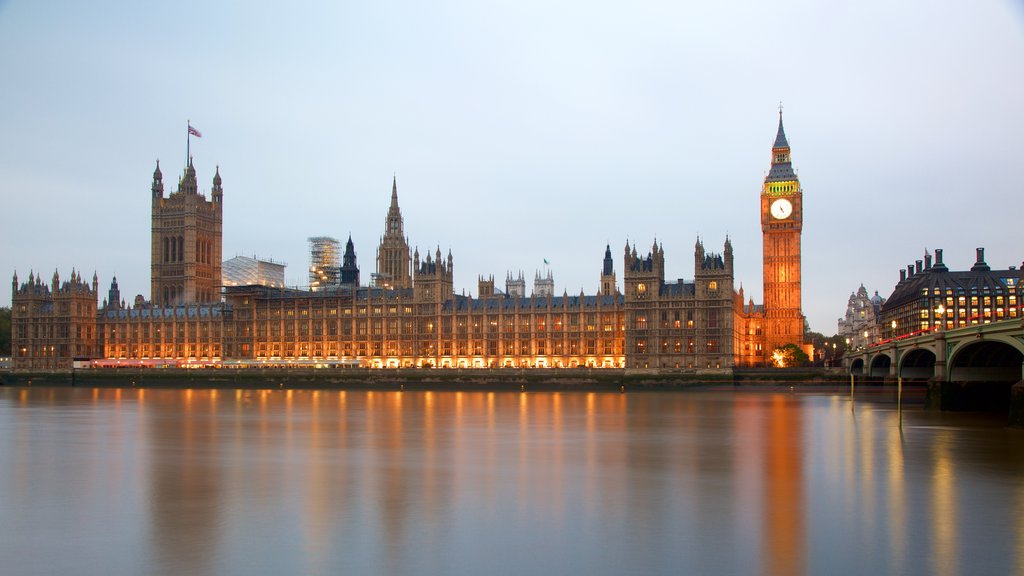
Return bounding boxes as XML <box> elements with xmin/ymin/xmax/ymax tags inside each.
<box><xmin>11</xmin><ymin>114</ymin><xmax>805</xmax><ymax>371</ymax></box>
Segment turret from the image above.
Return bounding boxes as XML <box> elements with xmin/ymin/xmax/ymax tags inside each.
<box><xmin>180</xmin><ymin>157</ymin><xmax>199</xmax><ymax>195</ymax></box>
<box><xmin>108</xmin><ymin>276</ymin><xmax>121</xmax><ymax>311</ymax></box>
<box><xmin>152</xmin><ymin>160</ymin><xmax>164</xmax><ymax>200</ymax></box>
<box><xmin>212</xmin><ymin>165</ymin><xmax>223</xmax><ymax>204</ymax></box>
<box><xmin>600</xmin><ymin>244</ymin><xmax>617</xmax><ymax>295</ymax></box>
<box><xmin>340</xmin><ymin>234</ymin><xmax>360</xmax><ymax>286</ymax></box>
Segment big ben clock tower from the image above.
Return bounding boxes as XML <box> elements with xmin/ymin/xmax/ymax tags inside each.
<box><xmin>761</xmin><ymin>109</ymin><xmax>805</xmax><ymax>355</ymax></box>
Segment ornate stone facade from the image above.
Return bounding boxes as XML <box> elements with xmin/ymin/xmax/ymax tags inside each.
<box><xmin>838</xmin><ymin>284</ymin><xmax>885</xmax><ymax>350</ymax></box>
<box><xmin>151</xmin><ymin>159</ymin><xmax>223</xmax><ymax>306</ymax></box>
<box><xmin>12</xmin><ymin>114</ymin><xmax>805</xmax><ymax>371</ymax></box>
<box><xmin>760</xmin><ymin>111</ymin><xmax>805</xmax><ymax>355</ymax></box>
<box><xmin>11</xmin><ymin>270</ymin><xmax>98</xmax><ymax>369</ymax></box>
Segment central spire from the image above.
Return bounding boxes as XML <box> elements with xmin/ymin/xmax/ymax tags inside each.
<box><xmin>386</xmin><ymin>176</ymin><xmax>403</xmax><ymax>236</ymax></box>
<box><xmin>773</xmin><ymin>109</ymin><xmax>789</xmax><ymax>149</ymax></box>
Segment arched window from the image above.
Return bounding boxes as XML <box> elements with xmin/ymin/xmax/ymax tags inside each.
<box><xmin>178</xmin><ymin>237</ymin><xmax>184</xmax><ymax>262</ymax></box>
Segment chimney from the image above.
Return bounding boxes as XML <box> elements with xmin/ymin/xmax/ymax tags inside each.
<box><xmin>915</xmin><ymin>260</ymin><xmax>922</xmax><ymax>274</ymax></box>
<box><xmin>907</xmin><ymin>265</ymin><xmax>914</xmax><ymax>278</ymax></box>
<box><xmin>971</xmin><ymin>247</ymin><xmax>991</xmax><ymax>272</ymax></box>
<box><xmin>935</xmin><ymin>249</ymin><xmax>943</xmax><ymax>266</ymax></box>
<box><xmin>900</xmin><ymin>269</ymin><xmax>906</xmax><ymax>282</ymax></box>
<box><xmin>924</xmin><ymin>252</ymin><xmax>932</xmax><ymax>269</ymax></box>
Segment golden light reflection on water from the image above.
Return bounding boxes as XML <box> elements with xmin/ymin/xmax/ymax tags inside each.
<box><xmin>764</xmin><ymin>394</ymin><xmax>805</xmax><ymax>576</ymax></box>
<box><xmin>931</xmin><ymin>432</ymin><xmax>958</xmax><ymax>576</ymax></box>
<box><xmin>886</xmin><ymin>422</ymin><xmax>907</xmax><ymax>574</ymax></box>
<box><xmin>1</xmin><ymin>388</ymin><xmax>1022</xmax><ymax>575</ymax></box>
<box><xmin>1017</xmin><ymin>484</ymin><xmax>1024</xmax><ymax>575</ymax></box>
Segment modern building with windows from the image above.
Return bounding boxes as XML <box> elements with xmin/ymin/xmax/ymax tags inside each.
<box><xmin>880</xmin><ymin>248</ymin><xmax>1020</xmax><ymax>340</ymax></box>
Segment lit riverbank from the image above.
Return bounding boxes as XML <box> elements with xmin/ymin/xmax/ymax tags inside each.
<box><xmin>0</xmin><ymin>366</ymin><xmax>852</xmax><ymax>391</ymax></box>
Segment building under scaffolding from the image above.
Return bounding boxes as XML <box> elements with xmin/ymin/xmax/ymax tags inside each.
<box><xmin>223</xmin><ymin>256</ymin><xmax>286</xmax><ymax>288</ymax></box>
<box><xmin>308</xmin><ymin>236</ymin><xmax>340</xmax><ymax>291</ymax></box>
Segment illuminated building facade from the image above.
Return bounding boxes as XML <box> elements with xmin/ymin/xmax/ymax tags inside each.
<box><xmin>12</xmin><ymin>114</ymin><xmax>806</xmax><ymax>370</ymax></box>
<box><xmin>622</xmin><ymin>238</ymin><xmax>736</xmax><ymax>369</ymax></box>
<box><xmin>759</xmin><ymin>111</ymin><xmax>805</xmax><ymax>355</ymax></box>
<box><xmin>880</xmin><ymin>248</ymin><xmax>1020</xmax><ymax>340</ymax></box>
<box><xmin>11</xmin><ymin>270</ymin><xmax>98</xmax><ymax>369</ymax></box>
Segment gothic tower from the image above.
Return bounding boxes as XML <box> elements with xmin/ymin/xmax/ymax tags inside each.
<box><xmin>760</xmin><ymin>111</ymin><xmax>804</xmax><ymax>352</ymax></box>
<box><xmin>375</xmin><ymin>177</ymin><xmax>412</xmax><ymax>289</ymax></box>
<box><xmin>340</xmin><ymin>234</ymin><xmax>360</xmax><ymax>286</ymax></box>
<box><xmin>151</xmin><ymin>159</ymin><xmax>223</xmax><ymax>306</ymax></box>
<box><xmin>599</xmin><ymin>244</ymin><xmax>617</xmax><ymax>295</ymax></box>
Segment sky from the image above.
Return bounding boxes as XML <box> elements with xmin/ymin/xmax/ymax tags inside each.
<box><xmin>1</xmin><ymin>0</ymin><xmax>1022</xmax><ymax>334</ymax></box>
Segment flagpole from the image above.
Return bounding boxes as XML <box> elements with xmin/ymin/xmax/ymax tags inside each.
<box><xmin>186</xmin><ymin>119</ymin><xmax>190</xmax><ymax>165</ymax></box>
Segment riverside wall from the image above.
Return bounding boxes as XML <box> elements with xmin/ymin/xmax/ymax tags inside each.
<box><xmin>0</xmin><ymin>367</ymin><xmax>849</xmax><ymax>391</ymax></box>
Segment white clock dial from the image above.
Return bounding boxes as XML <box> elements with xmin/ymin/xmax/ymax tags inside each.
<box><xmin>770</xmin><ymin>198</ymin><xmax>793</xmax><ymax>220</ymax></box>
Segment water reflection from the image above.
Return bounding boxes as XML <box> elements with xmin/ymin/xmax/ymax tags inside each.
<box><xmin>0</xmin><ymin>388</ymin><xmax>1022</xmax><ymax>576</ymax></box>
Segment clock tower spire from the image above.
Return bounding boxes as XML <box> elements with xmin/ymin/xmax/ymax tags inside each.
<box><xmin>760</xmin><ymin>109</ymin><xmax>805</xmax><ymax>359</ymax></box>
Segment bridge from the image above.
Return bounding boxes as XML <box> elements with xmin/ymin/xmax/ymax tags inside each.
<box><xmin>847</xmin><ymin>318</ymin><xmax>1024</xmax><ymax>424</ymax></box>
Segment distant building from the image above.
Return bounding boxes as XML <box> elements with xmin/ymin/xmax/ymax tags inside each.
<box><xmin>881</xmin><ymin>248</ymin><xmax>1021</xmax><ymax>339</ymax></box>
<box><xmin>308</xmin><ymin>237</ymin><xmax>340</xmax><ymax>291</ymax></box>
<box><xmin>838</xmin><ymin>285</ymin><xmax>885</xmax><ymax>350</ymax></box>
<box><xmin>223</xmin><ymin>256</ymin><xmax>286</xmax><ymax>289</ymax></box>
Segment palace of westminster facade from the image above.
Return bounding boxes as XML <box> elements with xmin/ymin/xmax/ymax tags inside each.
<box><xmin>11</xmin><ymin>115</ymin><xmax>806</xmax><ymax>370</ymax></box>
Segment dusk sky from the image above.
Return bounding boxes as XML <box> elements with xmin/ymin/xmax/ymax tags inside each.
<box><xmin>2</xmin><ymin>0</ymin><xmax>1022</xmax><ymax>334</ymax></box>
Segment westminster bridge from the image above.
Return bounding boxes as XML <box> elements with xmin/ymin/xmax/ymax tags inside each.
<box><xmin>847</xmin><ymin>318</ymin><xmax>1024</xmax><ymax>424</ymax></box>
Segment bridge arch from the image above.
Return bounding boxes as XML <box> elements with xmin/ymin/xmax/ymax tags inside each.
<box><xmin>942</xmin><ymin>339</ymin><xmax>1023</xmax><ymax>413</ymax></box>
<box><xmin>949</xmin><ymin>339</ymin><xmax>1023</xmax><ymax>382</ymax></box>
<box><xmin>899</xmin><ymin>348</ymin><xmax>937</xmax><ymax>380</ymax></box>
<box><xmin>869</xmin><ymin>353</ymin><xmax>892</xmax><ymax>378</ymax></box>
<box><xmin>849</xmin><ymin>358</ymin><xmax>865</xmax><ymax>376</ymax></box>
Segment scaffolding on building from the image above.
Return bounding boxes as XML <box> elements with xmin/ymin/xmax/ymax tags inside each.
<box><xmin>308</xmin><ymin>236</ymin><xmax>340</xmax><ymax>291</ymax></box>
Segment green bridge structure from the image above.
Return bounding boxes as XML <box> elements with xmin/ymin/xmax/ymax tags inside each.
<box><xmin>848</xmin><ymin>317</ymin><xmax>1024</xmax><ymax>425</ymax></box>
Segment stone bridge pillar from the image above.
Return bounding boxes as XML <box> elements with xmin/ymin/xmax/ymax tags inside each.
<box><xmin>889</xmin><ymin>343</ymin><xmax>898</xmax><ymax>378</ymax></box>
<box><xmin>933</xmin><ymin>332</ymin><xmax>947</xmax><ymax>380</ymax></box>
<box><xmin>925</xmin><ymin>333</ymin><xmax>948</xmax><ymax>411</ymax></box>
<box><xmin>1011</xmin><ymin>361</ymin><xmax>1024</xmax><ymax>428</ymax></box>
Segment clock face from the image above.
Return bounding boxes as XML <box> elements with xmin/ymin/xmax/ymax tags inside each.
<box><xmin>770</xmin><ymin>198</ymin><xmax>793</xmax><ymax>220</ymax></box>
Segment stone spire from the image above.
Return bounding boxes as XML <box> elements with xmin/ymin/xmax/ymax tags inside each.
<box><xmin>152</xmin><ymin>159</ymin><xmax>164</xmax><ymax>199</ymax></box>
<box><xmin>180</xmin><ymin>157</ymin><xmax>199</xmax><ymax>194</ymax></box>
<box><xmin>766</xmin><ymin>109</ymin><xmax>797</xmax><ymax>182</ymax></box>
<box><xmin>773</xmin><ymin>109</ymin><xmax>790</xmax><ymax>149</ymax></box>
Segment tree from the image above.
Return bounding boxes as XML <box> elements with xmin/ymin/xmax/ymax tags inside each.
<box><xmin>0</xmin><ymin>307</ymin><xmax>10</xmax><ymax>356</ymax></box>
<box><xmin>771</xmin><ymin>343</ymin><xmax>810</xmax><ymax>368</ymax></box>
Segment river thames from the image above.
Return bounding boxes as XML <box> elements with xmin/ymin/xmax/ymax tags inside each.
<box><xmin>0</xmin><ymin>386</ymin><xmax>1021</xmax><ymax>575</ymax></box>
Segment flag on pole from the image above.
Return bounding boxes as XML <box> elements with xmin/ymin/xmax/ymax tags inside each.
<box><xmin>188</xmin><ymin>124</ymin><xmax>202</xmax><ymax>138</ymax></box>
